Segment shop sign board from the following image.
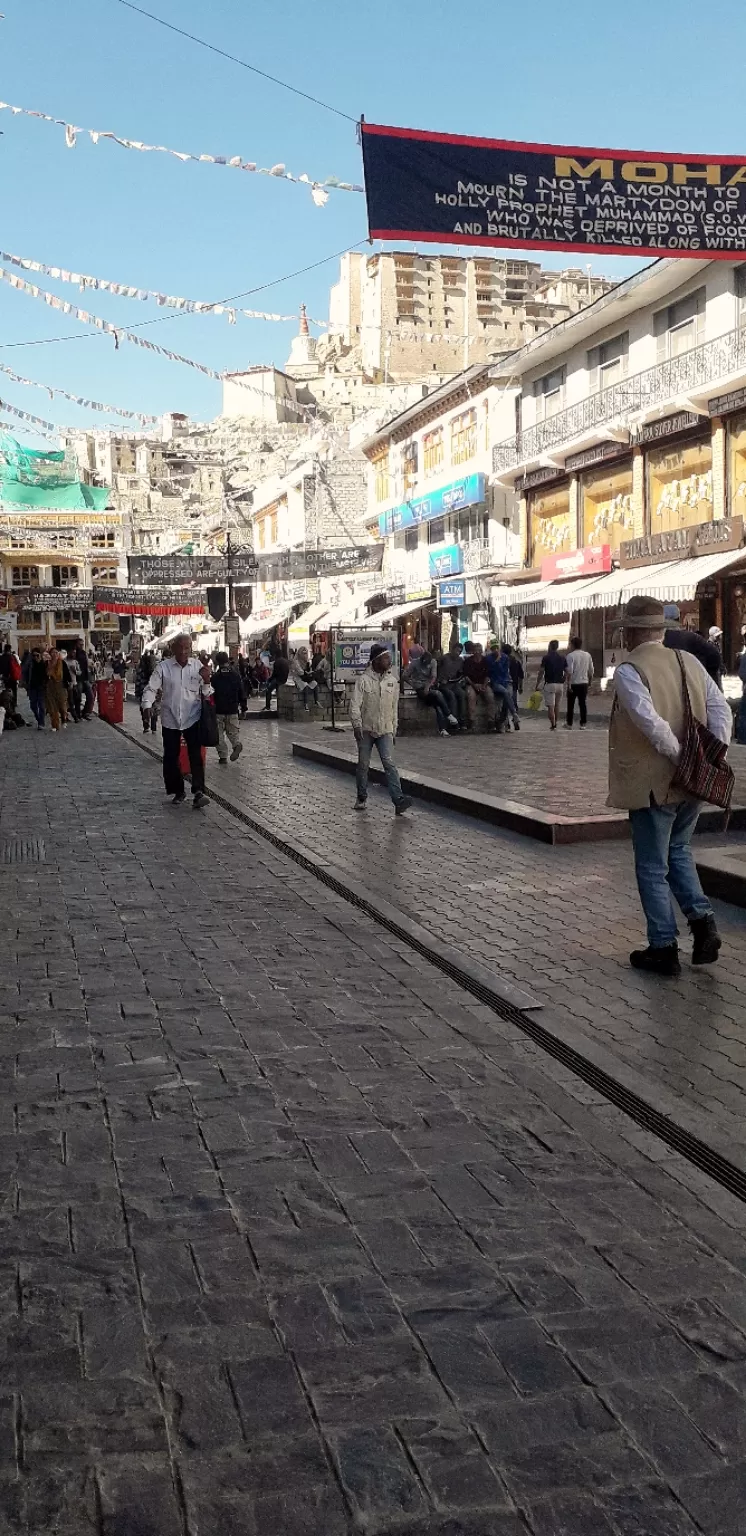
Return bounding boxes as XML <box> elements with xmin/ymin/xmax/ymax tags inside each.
<box><xmin>517</xmin><ymin>466</ymin><xmax>567</xmax><ymax>493</ymax></box>
<box><xmin>709</xmin><ymin>385</ymin><xmax>746</xmax><ymax>417</ymax></box>
<box><xmin>361</xmin><ymin>122</ymin><xmax>746</xmax><ymax>261</ymax></box>
<box><xmin>429</xmin><ymin>543</ymin><xmax>464</xmax><ymax>579</ymax></box>
<box><xmin>437</xmin><ymin>577</ymin><xmax>467</xmax><ymax>609</ymax></box>
<box><xmin>378</xmin><ymin>473</ymin><xmax>485</xmax><ymax>536</ymax></box>
<box><xmin>632</xmin><ymin>411</ymin><xmax>702</xmax><ymax>446</ymax></box>
<box><xmin>334</xmin><ymin>629</ymin><xmax>398</xmax><ymax>676</ymax></box>
<box><xmin>564</xmin><ymin>440</ymin><xmax>631</xmax><ymax>473</ymax></box>
<box><xmin>620</xmin><ymin>515</ymin><xmax>744</xmax><ymax>568</ymax></box>
<box><xmin>541</xmin><ymin>544</ymin><xmax>612</xmax><ymax>580</ymax></box>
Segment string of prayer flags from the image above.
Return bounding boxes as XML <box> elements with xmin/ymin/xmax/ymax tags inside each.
<box><xmin>0</xmin><ymin>268</ymin><xmax>315</xmax><ymax>418</ymax></box>
<box><xmin>0</xmin><ymin>251</ymin><xmax>326</xmax><ymax>326</ymax></box>
<box><xmin>0</xmin><ymin>99</ymin><xmax>364</xmax><ymax>204</ymax></box>
<box><xmin>0</xmin><ymin>360</ymin><xmax>159</xmax><ymax>424</ymax></box>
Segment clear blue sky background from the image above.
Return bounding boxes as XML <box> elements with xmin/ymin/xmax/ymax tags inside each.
<box><xmin>0</xmin><ymin>0</ymin><xmax>741</xmax><ymax>439</ymax></box>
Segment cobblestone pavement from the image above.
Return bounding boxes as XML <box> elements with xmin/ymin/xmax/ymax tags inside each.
<box><xmin>3</xmin><ymin>721</ymin><xmax>746</xmax><ymax>1533</ymax></box>
<box><xmin>123</xmin><ymin>705</ymin><xmax>746</xmax><ymax>1167</ymax></box>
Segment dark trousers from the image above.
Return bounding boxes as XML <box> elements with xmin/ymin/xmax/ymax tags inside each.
<box><xmin>567</xmin><ymin>683</ymin><xmax>588</xmax><ymax>726</ymax></box>
<box><xmin>439</xmin><ymin>683</ymin><xmax>467</xmax><ymax>726</ymax></box>
<box><xmin>162</xmin><ymin>721</ymin><xmax>205</xmax><ymax>797</ymax></box>
<box><xmin>28</xmin><ymin>688</ymin><xmax>46</xmax><ymax>727</ymax></box>
<box><xmin>416</xmin><ymin>687</ymin><xmax>451</xmax><ymax>732</ymax></box>
<box><xmin>264</xmin><ymin>676</ymin><xmax>281</xmax><ymax>709</ymax></box>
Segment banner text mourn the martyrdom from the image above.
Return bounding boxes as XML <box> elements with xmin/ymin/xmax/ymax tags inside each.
<box><xmin>361</xmin><ymin>126</ymin><xmax>746</xmax><ymax>258</ymax></box>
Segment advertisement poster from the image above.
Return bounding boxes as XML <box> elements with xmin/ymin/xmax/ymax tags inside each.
<box><xmin>362</xmin><ymin>123</ymin><xmax>746</xmax><ymax>259</ymax></box>
<box><xmin>334</xmin><ymin>629</ymin><xmax>398</xmax><ymax>677</ymax></box>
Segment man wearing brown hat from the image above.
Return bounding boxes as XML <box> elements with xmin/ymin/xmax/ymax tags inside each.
<box><xmin>608</xmin><ymin>596</ymin><xmax>732</xmax><ymax>975</ymax></box>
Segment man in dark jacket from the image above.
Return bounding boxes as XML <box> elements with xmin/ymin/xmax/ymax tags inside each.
<box><xmin>263</xmin><ymin>654</ymin><xmax>290</xmax><ymax>712</ymax></box>
<box><xmin>211</xmin><ymin>653</ymin><xmax>244</xmax><ymax>764</ymax></box>
<box><xmin>663</xmin><ymin>605</ymin><xmax>723</xmax><ymax>686</ymax></box>
<box><xmin>73</xmin><ymin>641</ymin><xmax>94</xmax><ymax>718</ymax></box>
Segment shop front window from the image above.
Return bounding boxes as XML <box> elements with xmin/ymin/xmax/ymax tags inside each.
<box><xmin>727</xmin><ymin>411</ymin><xmax>746</xmax><ymax>513</ymax></box>
<box><xmin>528</xmin><ymin>485</ymin><xmax>574</xmax><ymax>564</ymax></box>
<box><xmin>582</xmin><ymin>463</ymin><xmax>634</xmax><ymax>552</ymax></box>
<box><xmin>647</xmin><ymin>439</ymin><xmax>713</xmax><ymax>534</ymax></box>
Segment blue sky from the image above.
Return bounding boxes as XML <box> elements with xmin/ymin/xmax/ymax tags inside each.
<box><xmin>0</xmin><ymin>0</ymin><xmax>742</xmax><ymax>438</ymax></box>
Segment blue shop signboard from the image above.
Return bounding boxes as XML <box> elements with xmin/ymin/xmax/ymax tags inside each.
<box><xmin>379</xmin><ymin>472</ymin><xmax>485</xmax><ymax>537</ymax></box>
<box><xmin>428</xmin><ymin>543</ymin><xmax>463</xmax><ymax>580</ymax></box>
<box><xmin>437</xmin><ymin>577</ymin><xmax>467</xmax><ymax>610</ymax></box>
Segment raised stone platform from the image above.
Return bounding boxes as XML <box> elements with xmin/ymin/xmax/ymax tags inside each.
<box><xmin>292</xmin><ymin>738</ymin><xmax>746</xmax><ymax>845</ymax></box>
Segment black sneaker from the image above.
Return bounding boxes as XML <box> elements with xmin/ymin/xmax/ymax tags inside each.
<box><xmin>629</xmin><ymin>944</ymin><xmax>681</xmax><ymax>976</ymax></box>
<box><xmin>395</xmin><ymin>796</ymin><xmax>413</xmax><ymax>816</ymax></box>
<box><xmin>513</xmin><ymin>719</ymin><xmax>520</xmax><ymax>731</ymax></box>
<box><xmin>230</xmin><ymin>742</ymin><xmax>243</xmax><ymax>762</ymax></box>
<box><xmin>171</xmin><ymin>793</ymin><xmax>186</xmax><ymax>805</ymax></box>
<box><xmin>689</xmin><ymin>914</ymin><xmax>721</xmax><ymax>965</ymax></box>
<box><xmin>353</xmin><ymin>799</ymin><xmax>367</xmax><ymax>811</ymax></box>
<box><xmin>192</xmin><ymin>791</ymin><xmax>209</xmax><ymax>809</ymax></box>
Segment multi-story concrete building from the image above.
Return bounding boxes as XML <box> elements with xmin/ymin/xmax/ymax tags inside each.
<box><xmin>0</xmin><ymin>438</ymin><xmax>126</xmax><ymax>653</ymax></box>
<box><xmin>488</xmin><ymin>256</ymin><xmax>746</xmax><ymax>673</ymax></box>
<box><xmin>327</xmin><ymin>250</ymin><xmax>613</xmax><ymax>381</ymax></box>
<box><xmin>359</xmin><ymin>366</ymin><xmax>520</xmax><ymax>651</ymax></box>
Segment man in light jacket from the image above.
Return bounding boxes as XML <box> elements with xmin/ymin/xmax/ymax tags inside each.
<box><xmin>350</xmin><ymin>644</ymin><xmax>412</xmax><ymax>816</ymax></box>
<box><xmin>608</xmin><ymin>597</ymin><xmax>731</xmax><ymax>976</ymax></box>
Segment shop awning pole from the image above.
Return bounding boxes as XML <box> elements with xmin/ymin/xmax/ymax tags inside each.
<box><xmin>322</xmin><ymin>625</ymin><xmax>345</xmax><ymax>734</ymax></box>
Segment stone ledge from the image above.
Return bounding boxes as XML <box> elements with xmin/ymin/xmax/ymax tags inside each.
<box><xmin>292</xmin><ymin>740</ymin><xmax>746</xmax><ymax>847</ymax></box>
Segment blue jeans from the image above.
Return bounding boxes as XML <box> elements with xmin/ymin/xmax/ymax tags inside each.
<box><xmin>629</xmin><ymin>801</ymin><xmax>712</xmax><ymax>947</ymax></box>
<box><xmin>356</xmin><ymin>732</ymin><xmax>404</xmax><ymax>806</ymax></box>
<box><xmin>491</xmin><ymin>683</ymin><xmax>519</xmax><ymax>722</ymax></box>
<box><xmin>28</xmin><ymin>688</ymin><xmax>46</xmax><ymax>727</ymax></box>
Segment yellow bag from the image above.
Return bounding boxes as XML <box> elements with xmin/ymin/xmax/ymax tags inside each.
<box><xmin>527</xmin><ymin>690</ymin><xmax>543</xmax><ymax>712</ymax></box>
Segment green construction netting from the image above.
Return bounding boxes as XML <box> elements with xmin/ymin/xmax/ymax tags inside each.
<box><xmin>0</xmin><ymin>432</ymin><xmax>110</xmax><ymax>510</ymax></box>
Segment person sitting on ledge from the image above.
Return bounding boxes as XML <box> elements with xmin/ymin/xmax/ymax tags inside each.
<box><xmin>402</xmin><ymin>648</ymin><xmax>459</xmax><ymax>737</ymax></box>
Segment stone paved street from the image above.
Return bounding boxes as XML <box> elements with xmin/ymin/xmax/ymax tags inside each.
<box><xmin>2</xmin><ymin>718</ymin><xmax>746</xmax><ymax>1532</ymax></box>
<box><xmin>120</xmin><ymin>704</ymin><xmax>746</xmax><ymax>1170</ymax></box>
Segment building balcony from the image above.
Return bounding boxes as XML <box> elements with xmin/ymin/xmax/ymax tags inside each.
<box><xmin>492</xmin><ymin>325</ymin><xmax>746</xmax><ymax>477</ymax></box>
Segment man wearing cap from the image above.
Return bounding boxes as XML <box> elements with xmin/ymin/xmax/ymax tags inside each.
<box><xmin>350</xmin><ymin>644</ymin><xmax>412</xmax><ymax>816</ymax></box>
<box><xmin>609</xmin><ymin>596</ymin><xmax>731</xmax><ymax>975</ymax></box>
<box><xmin>663</xmin><ymin>605</ymin><xmax>723</xmax><ymax>686</ymax></box>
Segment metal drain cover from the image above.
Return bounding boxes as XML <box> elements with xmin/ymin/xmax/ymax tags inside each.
<box><xmin>0</xmin><ymin>837</ymin><xmax>46</xmax><ymax>864</ymax></box>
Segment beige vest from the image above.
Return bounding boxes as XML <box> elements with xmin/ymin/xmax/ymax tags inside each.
<box><xmin>608</xmin><ymin>641</ymin><xmax>708</xmax><ymax>810</ymax></box>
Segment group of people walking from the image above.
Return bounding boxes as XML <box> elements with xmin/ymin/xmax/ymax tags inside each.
<box><xmin>0</xmin><ymin>640</ymin><xmax>95</xmax><ymax>733</ymax></box>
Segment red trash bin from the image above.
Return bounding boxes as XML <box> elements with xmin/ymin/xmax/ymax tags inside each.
<box><xmin>96</xmin><ymin>677</ymin><xmax>124</xmax><ymax>724</ymax></box>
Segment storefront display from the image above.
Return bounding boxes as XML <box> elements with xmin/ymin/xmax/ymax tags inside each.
<box><xmin>647</xmin><ymin>438</ymin><xmax>713</xmax><ymax>534</ymax></box>
<box><xmin>728</xmin><ymin>411</ymin><xmax>746</xmax><ymax>515</ymax></box>
<box><xmin>528</xmin><ymin>483</ymin><xmax>573</xmax><ymax>564</ymax></box>
<box><xmin>581</xmin><ymin>463</ymin><xmax>634</xmax><ymax>552</ymax></box>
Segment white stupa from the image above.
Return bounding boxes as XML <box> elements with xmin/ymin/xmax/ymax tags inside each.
<box><xmin>285</xmin><ymin>304</ymin><xmax>319</xmax><ymax>381</ymax></box>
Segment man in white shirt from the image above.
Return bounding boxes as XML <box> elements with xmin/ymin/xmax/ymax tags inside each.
<box><xmin>564</xmin><ymin>636</ymin><xmax>594</xmax><ymax>729</ymax></box>
<box><xmin>608</xmin><ymin>596</ymin><xmax>731</xmax><ymax>975</ymax></box>
<box><xmin>142</xmin><ymin>634</ymin><xmax>213</xmax><ymax>808</ymax></box>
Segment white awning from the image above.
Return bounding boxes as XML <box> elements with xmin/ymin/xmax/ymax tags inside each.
<box><xmin>292</xmin><ymin>602</ymin><xmax>329</xmax><ymax>629</ymax></box>
<box><xmin>240</xmin><ymin>605</ymin><xmax>293</xmax><ymax>640</ymax></box>
<box><xmin>315</xmin><ymin>604</ymin><xmax>361</xmax><ymax>628</ymax></box>
<box><xmin>491</xmin><ymin>580</ymin><xmax>551</xmax><ymax>615</ymax></box>
<box><xmin>359</xmin><ymin>597</ymin><xmax>435</xmax><ymax>628</ymax></box>
<box><xmin>633</xmin><ymin>547</ymin><xmax>746</xmax><ymax>602</ymax></box>
<box><xmin>542</xmin><ymin>574</ymin><xmax>615</xmax><ymax>615</ymax></box>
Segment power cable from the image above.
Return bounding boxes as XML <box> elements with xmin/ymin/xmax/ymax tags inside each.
<box><xmin>0</xmin><ymin>240</ymin><xmax>369</xmax><ymax>350</ymax></box>
<box><xmin>113</xmin><ymin>0</ymin><xmax>357</xmax><ymax>123</ymax></box>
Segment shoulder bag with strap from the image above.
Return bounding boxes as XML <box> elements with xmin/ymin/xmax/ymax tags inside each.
<box><xmin>670</xmin><ymin>651</ymin><xmax>734</xmax><ymax>810</ymax></box>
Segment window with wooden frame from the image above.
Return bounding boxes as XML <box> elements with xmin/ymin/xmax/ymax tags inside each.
<box><xmin>450</xmin><ymin>408</ymin><xmax>477</xmax><ymax>465</ymax></box>
<box><xmin>51</xmin><ymin>565</ymin><xmax>79</xmax><ymax>588</ymax></box>
<box><xmin>11</xmin><ymin>565</ymin><xmax>38</xmax><ymax>587</ymax></box>
<box><xmin>90</xmin><ymin>530</ymin><xmax>116</xmax><ymax>549</ymax></box>
<box><xmin>257</xmin><ymin>519</ymin><xmax>266</xmax><ymax>550</ymax></box>
<box><xmin>372</xmin><ymin>449</ymin><xmax>390</xmax><ymax>503</ymax></box>
<box><xmin>423</xmin><ymin>427</ymin><xmax>444</xmax><ymax>476</ymax></box>
<box><xmin>654</xmin><ymin>288</ymin><xmax>705</xmax><ymax>362</ymax></box>
<box><xmin>91</xmin><ymin>565</ymin><xmax>118</xmax><ymax>583</ymax></box>
<box><xmin>402</xmin><ymin>441</ymin><xmax>418</xmax><ymax>497</ymax></box>
<box><xmin>270</xmin><ymin>510</ymin><xmax>278</xmax><ymax>543</ymax></box>
<box><xmin>587</xmin><ymin>333</ymin><xmax>629</xmax><ymax>394</ymax></box>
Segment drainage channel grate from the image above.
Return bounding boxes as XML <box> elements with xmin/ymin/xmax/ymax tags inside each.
<box><xmin>118</xmin><ymin>723</ymin><xmax>746</xmax><ymax>1206</ymax></box>
<box><xmin>0</xmin><ymin>837</ymin><xmax>46</xmax><ymax>864</ymax></box>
